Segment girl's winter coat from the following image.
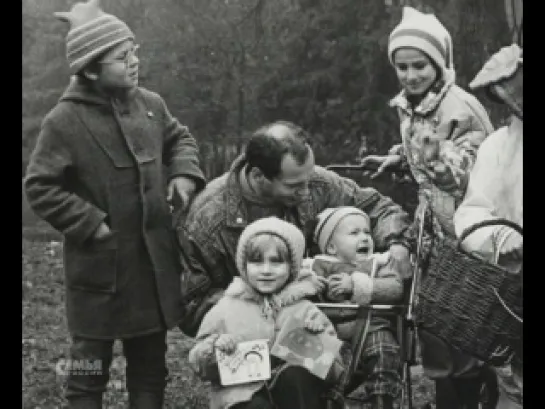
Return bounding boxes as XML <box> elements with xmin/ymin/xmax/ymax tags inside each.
<box><xmin>188</xmin><ymin>270</ymin><xmax>339</xmax><ymax>409</ymax></box>
<box><xmin>24</xmin><ymin>77</ymin><xmax>206</xmax><ymax>339</ymax></box>
<box><xmin>389</xmin><ymin>79</ymin><xmax>494</xmax><ymax>238</ymax></box>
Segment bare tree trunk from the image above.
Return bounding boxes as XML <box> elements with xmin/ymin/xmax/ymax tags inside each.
<box><xmin>234</xmin><ymin>42</ymin><xmax>247</xmax><ymax>155</ymax></box>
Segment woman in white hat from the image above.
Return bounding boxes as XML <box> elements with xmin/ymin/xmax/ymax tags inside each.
<box><xmin>455</xmin><ymin>43</ymin><xmax>523</xmax><ymax>409</ymax></box>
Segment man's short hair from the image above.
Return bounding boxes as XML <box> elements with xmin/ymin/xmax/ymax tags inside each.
<box><xmin>245</xmin><ymin>121</ymin><xmax>311</xmax><ymax>180</ymax></box>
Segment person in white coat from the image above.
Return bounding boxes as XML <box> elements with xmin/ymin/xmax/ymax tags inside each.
<box><xmin>454</xmin><ymin>43</ymin><xmax>523</xmax><ymax>409</ymax></box>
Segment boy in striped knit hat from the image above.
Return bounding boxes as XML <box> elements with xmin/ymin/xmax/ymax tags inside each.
<box><xmin>309</xmin><ymin>206</ymin><xmax>404</xmax><ymax>409</ymax></box>
<box><xmin>24</xmin><ymin>1</ymin><xmax>205</xmax><ymax>408</ymax></box>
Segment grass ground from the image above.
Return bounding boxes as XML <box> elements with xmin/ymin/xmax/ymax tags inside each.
<box><xmin>22</xmin><ymin>193</ymin><xmax>434</xmax><ymax>409</ymax></box>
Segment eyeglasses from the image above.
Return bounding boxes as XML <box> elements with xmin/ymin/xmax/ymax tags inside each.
<box><xmin>99</xmin><ymin>44</ymin><xmax>140</xmax><ymax>67</ymax></box>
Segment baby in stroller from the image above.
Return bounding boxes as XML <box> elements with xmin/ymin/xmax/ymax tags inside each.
<box><xmin>308</xmin><ymin>206</ymin><xmax>404</xmax><ymax>409</ymax></box>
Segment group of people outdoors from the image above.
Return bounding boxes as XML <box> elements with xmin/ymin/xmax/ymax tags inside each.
<box><xmin>23</xmin><ymin>1</ymin><xmax>522</xmax><ymax>409</ymax></box>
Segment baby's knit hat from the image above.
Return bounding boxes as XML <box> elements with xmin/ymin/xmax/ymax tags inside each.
<box><xmin>388</xmin><ymin>6</ymin><xmax>455</xmax><ymax>82</ymax></box>
<box><xmin>236</xmin><ymin>217</ymin><xmax>306</xmax><ymax>283</ymax></box>
<box><xmin>54</xmin><ymin>0</ymin><xmax>134</xmax><ymax>75</ymax></box>
<box><xmin>314</xmin><ymin>207</ymin><xmax>370</xmax><ymax>253</ymax></box>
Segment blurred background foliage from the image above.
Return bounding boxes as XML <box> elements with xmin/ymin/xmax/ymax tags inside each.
<box><xmin>23</xmin><ymin>0</ymin><xmax>522</xmax><ymax>209</ymax></box>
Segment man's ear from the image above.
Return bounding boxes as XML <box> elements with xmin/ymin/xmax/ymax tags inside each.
<box><xmin>249</xmin><ymin>166</ymin><xmax>266</xmax><ymax>183</ymax></box>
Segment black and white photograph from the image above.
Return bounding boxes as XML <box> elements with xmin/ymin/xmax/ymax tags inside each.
<box><xmin>22</xmin><ymin>0</ymin><xmax>522</xmax><ymax>408</ymax></box>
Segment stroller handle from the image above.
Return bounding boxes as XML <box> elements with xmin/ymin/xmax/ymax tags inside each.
<box><xmin>315</xmin><ymin>303</ymin><xmax>405</xmax><ymax>311</ymax></box>
<box><xmin>325</xmin><ymin>160</ymin><xmax>410</xmax><ymax>178</ymax></box>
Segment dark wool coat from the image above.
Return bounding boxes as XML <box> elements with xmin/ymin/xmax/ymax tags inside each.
<box><xmin>24</xmin><ymin>77</ymin><xmax>206</xmax><ymax>339</ymax></box>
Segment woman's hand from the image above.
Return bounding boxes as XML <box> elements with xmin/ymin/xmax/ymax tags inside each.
<box><xmin>499</xmin><ymin>229</ymin><xmax>523</xmax><ymax>259</ymax></box>
<box><xmin>360</xmin><ymin>154</ymin><xmax>402</xmax><ymax>179</ymax></box>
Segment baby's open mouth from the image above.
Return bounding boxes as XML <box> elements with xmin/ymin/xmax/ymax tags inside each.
<box><xmin>356</xmin><ymin>244</ymin><xmax>370</xmax><ymax>254</ymax></box>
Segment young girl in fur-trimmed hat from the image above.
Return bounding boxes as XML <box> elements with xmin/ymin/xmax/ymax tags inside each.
<box><xmin>309</xmin><ymin>206</ymin><xmax>403</xmax><ymax>409</ymax></box>
<box><xmin>361</xmin><ymin>6</ymin><xmax>496</xmax><ymax>409</ymax></box>
<box><xmin>189</xmin><ymin>217</ymin><xmax>342</xmax><ymax>409</ymax></box>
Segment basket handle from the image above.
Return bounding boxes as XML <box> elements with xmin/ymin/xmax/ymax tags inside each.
<box><xmin>458</xmin><ymin>219</ymin><xmax>522</xmax><ymax>248</ymax></box>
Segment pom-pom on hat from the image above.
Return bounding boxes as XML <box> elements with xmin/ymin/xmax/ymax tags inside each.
<box><xmin>54</xmin><ymin>0</ymin><xmax>134</xmax><ymax>75</ymax></box>
<box><xmin>314</xmin><ymin>207</ymin><xmax>371</xmax><ymax>253</ymax></box>
<box><xmin>388</xmin><ymin>6</ymin><xmax>455</xmax><ymax>82</ymax></box>
<box><xmin>236</xmin><ymin>217</ymin><xmax>306</xmax><ymax>283</ymax></box>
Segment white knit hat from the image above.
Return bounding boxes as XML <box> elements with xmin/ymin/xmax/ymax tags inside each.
<box><xmin>314</xmin><ymin>207</ymin><xmax>371</xmax><ymax>254</ymax></box>
<box><xmin>236</xmin><ymin>217</ymin><xmax>306</xmax><ymax>283</ymax></box>
<box><xmin>388</xmin><ymin>6</ymin><xmax>455</xmax><ymax>82</ymax></box>
<box><xmin>54</xmin><ymin>0</ymin><xmax>135</xmax><ymax>75</ymax></box>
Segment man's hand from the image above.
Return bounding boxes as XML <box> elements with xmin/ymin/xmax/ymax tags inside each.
<box><xmin>327</xmin><ymin>273</ymin><xmax>353</xmax><ymax>298</ymax></box>
<box><xmin>167</xmin><ymin>176</ymin><xmax>197</xmax><ymax>212</ymax></box>
<box><xmin>92</xmin><ymin>222</ymin><xmax>112</xmax><ymax>240</ymax></box>
<box><xmin>304</xmin><ymin>309</ymin><xmax>327</xmax><ymax>333</ymax></box>
<box><xmin>214</xmin><ymin>334</ymin><xmax>239</xmax><ymax>355</ymax></box>
<box><xmin>388</xmin><ymin>244</ymin><xmax>412</xmax><ymax>280</ymax></box>
<box><xmin>360</xmin><ymin>154</ymin><xmax>402</xmax><ymax>179</ymax></box>
<box><xmin>373</xmin><ymin>251</ymin><xmax>391</xmax><ymax>268</ymax></box>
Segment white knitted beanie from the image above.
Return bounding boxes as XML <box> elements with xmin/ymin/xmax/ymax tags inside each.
<box><xmin>236</xmin><ymin>217</ymin><xmax>306</xmax><ymax>282</ymax></box>
<box><xmin>314</xmin><ymin>207</ymin><xmax>371</xmax><ymax>254</ymax></box>
<box><xmin>388</xmin><ymin>6</ymin><xmax>455</xmax><ymax>82</ymax></box>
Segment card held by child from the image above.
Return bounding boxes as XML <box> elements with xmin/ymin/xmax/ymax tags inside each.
<box><xmin>215</xmin><ymin>339</ymin><xmax>271</xmax><ymax>386</ymax></box>
<box><xmin>271</xmin><ymin>310</ymin><xmax>343</xmax><ymax>380</ymax></box>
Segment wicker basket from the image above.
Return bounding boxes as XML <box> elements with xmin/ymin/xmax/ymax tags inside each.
<box><xmin>415</xmin><ymin>219</ymin><xmax>522</xmax><ymax>365</ymax></box>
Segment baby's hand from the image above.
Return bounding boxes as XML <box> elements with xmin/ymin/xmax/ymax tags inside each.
<box><xmin>313</xmin><ymin>275</ymin><xmax>328</xmax><ymax>293</ymax></box>
<box><xmin>327</xmin><ymin>273</ymin><xmax>353</xmax><ymax>298</ymax></box>
<box><xmin>214</xmin><ymin>334</ymin><xmax>239</xmax><ymax>355</ymax></box>
<box><xmin>304</xmin><ymin>309</ymin><xmax>327</xmax><ymax>333</ymax></box>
